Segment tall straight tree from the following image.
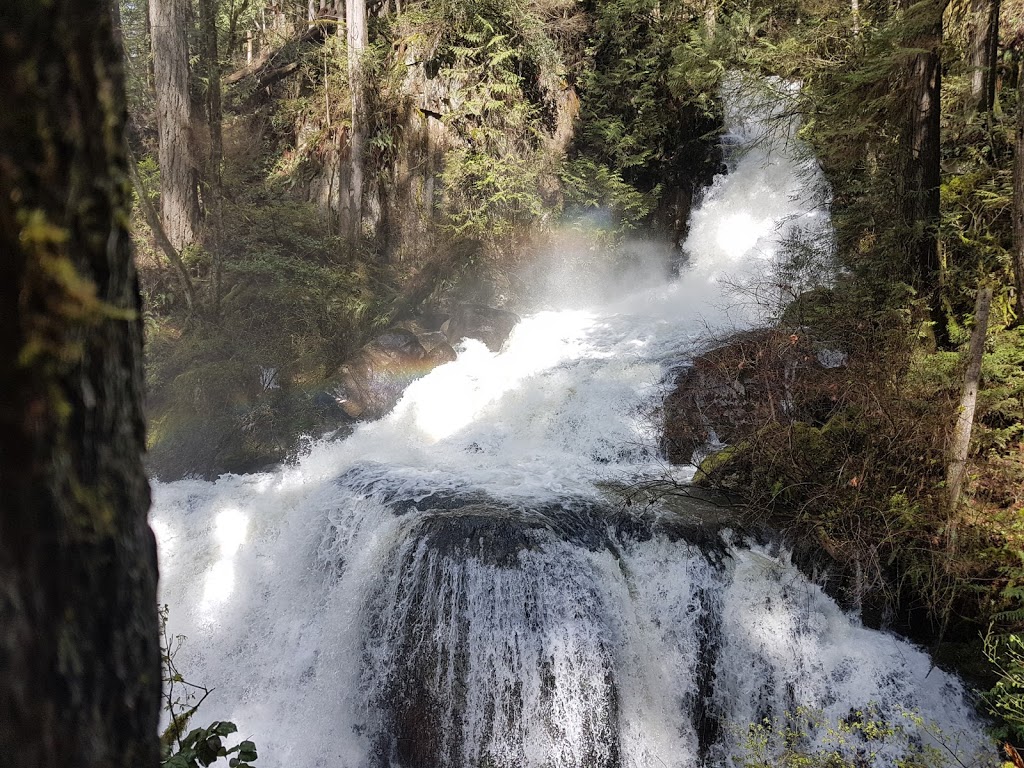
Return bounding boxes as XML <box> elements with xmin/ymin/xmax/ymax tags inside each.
<box><xmin>199</xmin><ymin>0</ymin><xmax>225</xmax><ymax>311</ymax></box>
<box><xmin>0</xmin><ymin>1</ymin><xmax>159</xmax><ymax>767</ymax></box>
<box><xmin>1013</xmin><ymin>70</ymin><xmax>1024</xmax><ymax>324</ymax></box>
<box><xmin>898</xmin><ymin>0</ymin><xmax>944</xmax><ymax>338</ymax></box>
<box><xmin>969</xmin><ymin>0</ymin><xmax>1000</xmax><ymax>113</ymax></box>
<box><xmin>201</xmin><ymin>0</ymin><xmax>223</xmax><ymax>188</ymax></box>
<box><xmin>345</xmin><ymin>0</ymin><xmax>367</xmax><ymax>239</ymax></box>
<box><xmin>151</xmin><ymin>0</ymin><xmax>201</xmax><ymax>252</ymax></box>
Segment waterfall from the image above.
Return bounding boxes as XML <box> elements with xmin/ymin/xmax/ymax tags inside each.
<box><xmin>152</xmin><ymin>77</ymin><xmax>993</xmax><ymax>768</ymax></box>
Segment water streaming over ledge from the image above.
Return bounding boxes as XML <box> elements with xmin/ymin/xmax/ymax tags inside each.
<box><xmin>152</xmin><ymin>78</ymin><xmax>995</xmax><ymax>768</ymax></box>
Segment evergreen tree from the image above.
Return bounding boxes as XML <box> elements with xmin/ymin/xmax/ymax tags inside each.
<box><xmin>0</xmin><ymin>1</ymin><xmax>159</xmax><ymax>765</ymax></box>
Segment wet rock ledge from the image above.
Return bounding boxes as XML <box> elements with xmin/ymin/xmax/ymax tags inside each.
<box><xmin>328</xmin><ymin>303</ymin><xmax>520</xmax><ymax>421</ymax></box>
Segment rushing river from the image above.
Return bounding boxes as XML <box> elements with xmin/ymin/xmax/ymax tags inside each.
<box><xmin>152</xmin><ymin>78</ymin><xmax>993</xmax><ymax>767</ymax></box>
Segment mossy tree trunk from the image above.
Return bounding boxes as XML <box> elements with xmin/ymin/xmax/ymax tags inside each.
<box><xmin>0</xmin><ymin>1</ymin><xmax>160</xmax><ymax>767</ymax></box>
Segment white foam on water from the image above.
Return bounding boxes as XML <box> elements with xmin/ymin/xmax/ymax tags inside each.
<box><xmin>152</xmin><ymin>76</ymin><xmax>993</xmax><ymax>767</ymax></box>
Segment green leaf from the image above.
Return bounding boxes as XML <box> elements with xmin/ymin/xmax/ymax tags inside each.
<box><xmin>213</xmin><ymin>722</ymin><xmax>239</xmax><ymax>737</ymax></box>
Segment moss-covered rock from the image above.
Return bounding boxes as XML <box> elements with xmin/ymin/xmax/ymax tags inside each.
<box><xmin>662</xmin><ymin>329</ymin><xmax>845</xmax><ymax>465</ymax></box>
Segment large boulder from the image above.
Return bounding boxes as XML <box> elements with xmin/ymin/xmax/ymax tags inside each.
<box><xmin>443</xmin><ymin>303</ymin><xmax>520</xmax><ymax>352</ymax></box>
<box><xmin>395</xmin><ymin>320</ymin><xmax>458</xmax><ymax>367</ymax></box>
<box><xmin>662</xmin><ymin>329</ymin><xmax>844</xmax><ymax>465</ymax></box>
<box><xmin>333</xmin><ymin>326</ymin><xmax>457</xmax><ymax>420</ymax></box>
<box><xmin>329</xmin><ymin>303</ymin><xmax>519</xmax><ymax>422</ymax></box>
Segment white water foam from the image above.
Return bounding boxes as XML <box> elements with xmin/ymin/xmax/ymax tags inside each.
<box><xmin>152</xmin><ymin>76</ymin><xmax>992</xmax><ymax>767</ymax></box>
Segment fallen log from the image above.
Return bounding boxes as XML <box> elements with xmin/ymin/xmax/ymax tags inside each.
<box><xmin>224</xmin><ymin>17</ymin><xmax>338</xmax><ymax>101</ymax></box>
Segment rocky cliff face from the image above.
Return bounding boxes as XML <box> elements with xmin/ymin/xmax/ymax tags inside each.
<box><xmin>304</xmin><ymin>40</ymin><xmax>582</xmax><ymax>265</ymax></box>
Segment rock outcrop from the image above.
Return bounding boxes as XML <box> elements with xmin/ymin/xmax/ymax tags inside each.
<box><xmin>333</xmin><ymin>327</ymin><xmax>454</xmax><ymax>420</ymax></box>
<box><xmin>331</xmin><ymin>304</ymin><xmax>520</xmax><ymax>420</ymax></box>
<box><xmin>662</xmin><ymin>329</ymin><xmax>844</xmax><ymax>465</ymax></box>
<box><xmin>443</xmin><ymin>303</ymin><xmax>520</xmax><ymax>352</ymax></box>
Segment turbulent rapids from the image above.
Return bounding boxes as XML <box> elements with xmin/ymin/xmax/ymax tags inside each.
<box><xmin>152</xmin><ymin>79</ymin><xmax>994</xmax><ymax>768</ymax></box>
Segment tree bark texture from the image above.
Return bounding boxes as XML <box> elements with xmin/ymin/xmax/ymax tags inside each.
<box><xmin>0</xmin><ymin>2</ymin><xmax>160</xmax><ymax>767</ymax></box>
<box><xmin>200</xmin><ymin>0</ymin><xmax>225</xmax><ymax>312</ymax></box>
<box><xmin>969</xmin><ymin>0</ymin><xmax>1000</xmax><ymax>113</ymax></box>
<box><xmin>150</xmin><ymin>0</ymin><xmax>201</xmax><ymax>252</ymax></box>
<box><xmin>1013</xmin><ymin>67</ymin><xmax>1024</xmax><ymax>323</ymax></box>
<box><xmin>345</xmin><ymin>0</ymin><xmax>368</xmax><ymax>240</ymax></box>
<box><xmin>201</xmin><ymin>0</ymin><xmax>224</xmax><ymax>190</ymax></box>
<box><xmin>947</xmin><ymin>285</ymin><xmax>992</xmax><ymax>510</ymax></box>
<box><xmin>985</xmin><ymin>0</ymin><xmax>1000</xmax><ymax>112</ymax></box>
<box><xmin>898</xmin><ymin>0</ymin><xmax>943</xmax><ymax>334</ymax></box>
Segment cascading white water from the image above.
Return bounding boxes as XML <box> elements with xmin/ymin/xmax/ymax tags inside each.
<box><xmin>152</xmin><ymin>77</ymin><xmax>994</xmax><ymax>768</ymax></box>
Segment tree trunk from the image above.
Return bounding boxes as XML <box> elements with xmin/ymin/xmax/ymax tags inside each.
<box><xmin>899</xmin><ymin>0</ymin><xmax>944</xmax><ymax>341</ymax></box>
<box><xmin>226</xmin><ymin>0</ymin><xmax>252</xmax><ymax>58</ymax></box>
<box><xmin>150</xmin><ymin>0</ymin><xmax>201</xmax><ymax>252</ymax></box>
<box><xmin>111</xmin><ymin>0</ymin><xmax>125</xmax><ymax>52</ymax></box>
<box><xmin>985</xmin><ymin>0</ymin><xmax>1000</xmax><ymax>112</ymax></box>
<box><xmin>201</xmin><ymin>0</ymin><xmax>223</xmax><ymax>189</ymax></box>
<box><xmin>127</xmin><ymin>147</ymin><xmax>198</xmax><ymax>311</ymax></box>
<box><xmin>0</xmin><ymin>2</ymin><xmax>159</xmax><ymax>767</ymax></box>
<box><xmin>1013</xmin><ymin>66</ymin><xmax>1024</xmax><ymax>324</ymax></box>
<box><xmin>345</xmin><ymin>0</ymin><xmax>367</xmax><ymax>240</ymax></box>
<box><xmin>970</xmin><ymin>0</ymin><xmax>1000</xmax><ymax>113</ymax></box>
<box><xmin>947</xmin><ymin>285</ymin><xmax>993</xmax><ymax>512</ymax></box>
<box><xmin>200</xmin><ymin>0</ymin><xmax>225</xmax><ymax>313</ymax></box>
<box><xmin>144</xmin><ymin>0</ymin><xmax>156</xmax><ymax>93</ymax></box>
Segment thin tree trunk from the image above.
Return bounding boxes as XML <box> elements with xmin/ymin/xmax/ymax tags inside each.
<box><xmin>970</xmin><ymin>0</ymin><xmax>1000</xmax><ymax>113</ymax></box>
<box><xmin>899</xmin><ymin>0</ymin><xmax>944</xmax><ymax>342</ymax></box>
<box><xmin>226</xmin><ymin>0</ymin><xmax>251</xmax><ymax>57</ymax></box>
<box><xmin>144</xmin><ymin>0</ymin><xmax>156</xmax><ymax>92</ymax></box>
<box><xmin>127</xmin><ymin>148</ymin><xmax>198</xmax><ymax>311</ymax></box>
<box><xmin>0</xmin><ymin>1</ymin><xmax>159</xmax><ymax>766</ymax></box>
<box><xmin>971</xmin><ymin>0</ymin><xmax>989</xmax><ymax>108</ymax></box>
<box><xmin>1014</xmin><ymin>66</ymin><xmax>1024</xmax><ymax>324</ymax></box>
<box><xmin>985</xmin><ymin>0</ymin><xmax>1000</xmax><ymax>112</ymax></box>
<box><xmin>947</xmin><ymin>285</ymin><xmax>992</xmax><ymax>511</ymax></box>
<box><xmin>200</xmin><ymin>0</ymin><xmax>224</xmax><ymax>314</ymax></box>
<box><xmin>851</xmin><ymin>0</ymin><xmax>860</xmax><ymax>38</ymax></box>
<box><xmin>345</xmin><ymin>0</ymin><xmax>367</xmax><ymax>240</ymax></box>
<box><xmin>150</xmin><ymin>0</ymin><xmax>201</xmax><ymax>252</ymax></box>
<box><xmin>201</xmin><ymin>0</ymin><xmax>223</xmax><ymax>189</ymax></box>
